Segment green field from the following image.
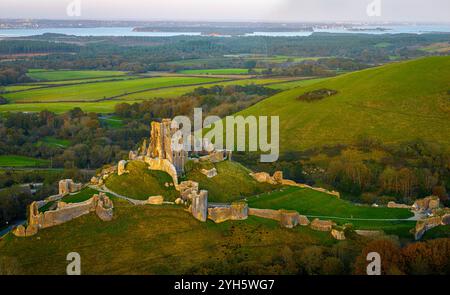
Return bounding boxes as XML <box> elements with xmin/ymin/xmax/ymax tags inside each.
<box><xmin>0</xmin><ymin>202</ymin><xmax>335</xmax><ymax>274</ymax></box>
<box><xmin>26</xmin><ymin>75</ymin><xmax>141</xmax><ymax>86</ymax></box>
<box><xmin>100</xmin><ymin>116</ymin><xmax>124</xmax><ymax>128</ymax></box>
<box><xmin>27</xmin><ymin>69</ymin><xmax>127</xmax><ymax>81</ymax></box>
<box><xmin>247</xmin><ymin>186</ymin><xmax>415</xmax><ymax>236</ymax></box>
<box><xmin>0</xmin><ymin>77</ymin><xmax>304</xmax><ymax>113</ymax></box>
<box><xmin>37</xmin><ymin>137</ymin><xmax>70</xmax><ymax>148</ymax></box>
<box><xmin>178</xmin><ymin>68</ymin><xmax>263</xmax><ymax>75</ymax></box>
<box><xmin>237</xmin><ymin>56</ymin><xmax>450</xmax><ymax>151</ymax></box>
<box><xmin>2</xmin><ymin>85</ymin><xmax>42</xmax><ymax>92</ymax></box>
<box><xmin>3</xmin><ymin>76</ymin><xmax>225</xmax><ymax>103</ymax></box>
<box><xmin>0</xmin><ymin>155</ymin><xmax>50</xmax><ymax>167</ymax></box>
<box><xmin>105</xmin><ymin>161</ymin><xmax>179</xmax><ymax>201</ymax></box>
<box><xmin>119</xmin><ymin>78</ymin><xmax>300</xmax><ymax>101</ymax></box>
<box><xmin>0</xmin><ymin>101</ymin><xmax>122</xmax><ymax>113</ymax></box>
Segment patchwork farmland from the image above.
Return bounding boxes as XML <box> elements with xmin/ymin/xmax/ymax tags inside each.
<box><xmin>0</xmin><ymin>70</ymin><xmax>317</xmax><ymax>113</ymax></box>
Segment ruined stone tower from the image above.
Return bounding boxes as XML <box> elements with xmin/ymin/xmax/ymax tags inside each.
<box><xmin>148</xmin><ymin>119</ymin><xmax>187</xmax><ymax>174</ymax></box>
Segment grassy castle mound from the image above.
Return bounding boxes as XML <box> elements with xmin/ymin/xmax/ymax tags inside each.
<box><xmin>0</xmin><ymin>200</ymin><xmax>333</xmax><ymax>275</ymax></box>
<box><xmin>185</xmin><ymin>160</ymin><xmax>279</xmax><ymax>203</ymax></box>
<box><xmin>105</xmin><ymin>161</ymin><xmax>179</xmax><ymax>201</ymax></box>
<box><xmin>103</xmin><ymin>160</ymin><xmax>276</xmax><ymax>203</ymax></box>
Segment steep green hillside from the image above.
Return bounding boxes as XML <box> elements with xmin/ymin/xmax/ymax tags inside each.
<box><xmin>237</xmin><ymin>56</ymin><xmax>450</xmax><ymax>152</ymax></box>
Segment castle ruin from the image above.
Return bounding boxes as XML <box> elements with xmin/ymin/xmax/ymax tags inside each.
<box><xmin>143</xmin><ymin>119</ymin><xmax>188</xmax><ymax>175</ymax></box>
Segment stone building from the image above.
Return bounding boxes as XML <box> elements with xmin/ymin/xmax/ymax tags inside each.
<box><xmin>142</xmin><ymin>119</ymin><xmax>188</xmax><ymax>174</ymax></box>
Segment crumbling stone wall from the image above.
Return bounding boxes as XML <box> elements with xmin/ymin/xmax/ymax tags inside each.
<box><xmin>199</xmin><ymin>150</ymin><xmax>232</xmax><ymax>163</ymax></box>
<box><xmin>354</xmin><ymin>230</ymin><xmax>383</xmax><ymax>238</ymax></box>
<box><xmin>248</xmin><ymin>208</ymin><xmax>310</xmax><ymax>228</ymax></box>
<box><xmin>250</xmin><ymin>171</ymin><xmax>340</xmax><ymax>198</ymax></box>
<box><xmin>250</xmin><ymin>172</ymin><xmax>282</xmax><ymax>185</ymax></box>
<box><xmin>414</xmin><ymin>208</ymin><xmax>450</xmax><ymax>240</ymax></box>
<box><xmin>207</xmin><ymin>202</ymin><xmax>249</xmax><ymax>223</ymax></box>
<box><xmin>179</xmin><ymin>181</ymin><xmax>199</xmax><ymax>200</ymax></box>
<box><xmin>279</xmin><ymin>210</ymin><xmax>303</xmax><ymax>228</ymax></box>
<box><xmin>248</xmin><ymin>208</ymin><xmax>283</xmax><ymax>221</ymax></box>
<box><xmin>117</xmin><ymin>160</ymin><xmax>129</xmax><ymax>176</ymax></box>
<box><xmin>387</xmin><ymin>201</ymin><xmax>412</xmax><ymax>209</ymax></box>
<box><xmin>91</xmin><ymin>165</ymin><xmax>117</xmax><ymax>186</ymax></box>
<box><xmin>310</xmin><ymin>219</ymin><xmax>335</xmax><ymax>232</ymax></box>
<box><xmin>208</xmin><ymin>207</ymin><xmax>232</xmax><ymax>223</ymax></box>
<box><xmin>144</xmin><ymin>156</ymin><xmax>179</xmax><ymax>189</ymax></box>
<box><xmin>58</xmin><ymin>179</ymin><xmax>83</xmax><ymax>196</ymax></box>
<box><xmin>191</xmin><ymin>190</ymin><xmax>208</xmax><ymax>222</ymax></box>
<box><xmin>414</xmin><ymin>216</ymin><xmax>442</xmax><ymax>240</ymax></box>
<box><xmin>13</xmin><ymin>193</ymin><xmax>114</xmax><ymax>237</ymax></box>
<box><xmin>201</xmin><ymin>168</ymin><xmax>217</xmax><ymax>178</ymax></box>
<box><xmin>331</xmin><ymin>229</ymin><xmax>346</xmax><ymax>240</ymax></box>
<box><xmin>413</xmin><ymin>196</ymin><xmax>440</xmax><ymax>212</ymax></box>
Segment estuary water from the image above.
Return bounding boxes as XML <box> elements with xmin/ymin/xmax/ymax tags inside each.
<box><xmin>0</xmin><ymin>24</ymin><xmax>450</xmax><ymax>38</ymax></box>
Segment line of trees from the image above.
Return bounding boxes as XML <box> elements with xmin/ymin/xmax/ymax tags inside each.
<box><xmin>0</xmin><ymin>109</ymin><xmax>147</xmax><ymax>169</ymax></box>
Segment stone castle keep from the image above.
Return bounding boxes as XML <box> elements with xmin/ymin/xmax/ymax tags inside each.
<box><xmin>148</xmin><ymin>119</ymin><xmax>188</xmax><ymax>174</ymax></box>
<box><xmin>130</xmin><ymin>119</ymin><xmax>188</xmax><ymax>175</ymax></box>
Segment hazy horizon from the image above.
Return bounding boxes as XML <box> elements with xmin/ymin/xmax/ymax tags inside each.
<box><xmin>0</xmin><ymin>0</ymin><xmax>449</xmax><ymax>23</ymax></box>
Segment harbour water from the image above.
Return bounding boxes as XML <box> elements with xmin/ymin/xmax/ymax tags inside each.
<box><xmin>1</xmin><ymin>24</ymin><xmax>450</xmax><ymax>38</ymax></box>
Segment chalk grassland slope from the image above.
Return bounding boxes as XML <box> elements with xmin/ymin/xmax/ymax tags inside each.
<box><xmin>0</xmin><ymin>203</ymin><xmax>334</xmax><ymax>274</ymax></box>
<box><xmin>105</xmin><ymin>161</ymin><xmax>178</xmax><ymax>201</ymax></box>
<box><xmin>185</xmin><ymin>160</ymin><xmax>278</xmax><ymax>203</ymax></box>
<box><xmin>0</xmin><ymin>155</ymin><xmax>50</xmax><ymax>167</ymax></box>
<box><xmin>3</xmin><ymin>76</ymin><xmax>225</xmax><ymax>103</ymax></box>
<box><xmin>0</xmin><ymin>77</ymin><xmax>316</xmax><ymax>113</ymax></box>
<box><xmin>237</xmin><ymin>56</ymin><xmax>450</xmax><ymax>151</ymax></box>
<box><xmin>247</xmin><ymin>186</ymin><xmax>415</xmax><ymax>237</ymax></box>
<box><xmin>27</xmin><ymin>69</ymin><xmax>127</xmax><ymax>81</ymax></box>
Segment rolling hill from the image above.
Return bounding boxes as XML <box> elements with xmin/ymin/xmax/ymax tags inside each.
<box><xmin>0</xmin><ymin>202</ymin><xmax>333</xmax><ymax>275</ymax></box>
<box><xmin>237</xmin><ymin>56</ymin><xmax>450</xmax><ymax>152</ymax></box>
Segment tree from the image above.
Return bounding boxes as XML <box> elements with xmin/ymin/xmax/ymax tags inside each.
<box><xmin>244</xmin><ymin>60</ymin><xmax>257</xmax><ymax>70</ymax></box>
<box><xmin>354</xmin><ymin>239</ymin><xmax>404</xmax><ymax>275</ymax></box>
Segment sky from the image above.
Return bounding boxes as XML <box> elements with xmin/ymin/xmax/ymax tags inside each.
<box><xmin>0</xmin><ymin>0</ymin><xmax>449</xmax><ymax>23</ymax></box>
